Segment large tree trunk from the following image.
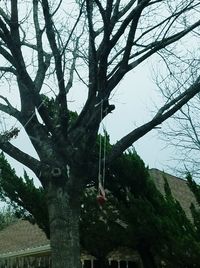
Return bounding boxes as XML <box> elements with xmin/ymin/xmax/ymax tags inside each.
<box><xmin>47</xmin><ymin>179</ymin><xmax>81</xmax><ymax>268</ymax></box>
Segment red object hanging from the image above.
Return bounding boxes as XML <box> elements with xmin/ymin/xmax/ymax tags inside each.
<box><xmin>97</xmin><ymin>194</ymin><xmax>106</xmax><ymax>206</ymax></box>
<box><xmin>97</xmin><ymin>181</ymin><xmax>107</xmax><ymax>206</ymax></box>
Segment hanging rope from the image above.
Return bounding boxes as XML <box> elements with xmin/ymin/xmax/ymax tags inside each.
<box><xmin>98</xmin><ymin>100</ymin><xmax>103</xmax><ymax>187</ymax></box>
<box><xmin>97</xmin><ymin>100</ymin><xmax>107</xmax><ymax>206</ymax></box>
<box><xmin>102</xmin><ymin>107</ymin><xmax>108</xmax><ymax>187</ymax></box>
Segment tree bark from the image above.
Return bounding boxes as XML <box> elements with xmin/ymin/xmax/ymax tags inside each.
<box><xmin>47</xmin><ymin>179</ymin><xmax>81</xmax><ymax>268</ymax></box>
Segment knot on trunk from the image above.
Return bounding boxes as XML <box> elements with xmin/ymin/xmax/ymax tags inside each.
<box><xmin>51</xmin><ymin>167</ymin><xmax>62</xmax><ymax>177</ymax></box>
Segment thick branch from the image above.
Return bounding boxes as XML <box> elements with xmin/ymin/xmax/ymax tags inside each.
<box><xmin>86</xmin><ymin>0</ymin><xmax>98</xmax><ymax>98</ymax></box>
<box><xmin>42</xmin><ymin>0</ymin><xmax>68</xmax><ymax>133</ymax></box>
<box><xmin>110</xmin><ymin>0</ymin><xmax>150</xmax><ymax>49</ymax></box>
<box><xmin>34</xmin><ymin>54</ymin><xmax>51</xmax><ymax>92</ymax></box>
<box><xmin>94</xmin><ymin>0</ymin><xmax>106</xmax><ymax>22</ymax></box>
<box><xmin>108</xmin><ymin>76</ymin><xmax>200</xmax><ymax>163</ymax></box>
<box><xmin>0</xmin><ymin>45</ymin><xmax>15</xmax><ymax>67</ymax></box>
<box><xmin>0</xmin><ymin>96</ymin><xmax>21</xmax><ymax>120</ymax></box>
<box><xmin>0</xmin><ymin>7</ymin><xmax>10</xmax><ymax>24</ymax></box>
<box><xmin>107</xmin><ymin>19</ymin><xmax>200</xmax><ymax>91</ymax></box>
<box><xmin>0</xmin><ymin>66</ymin><xmax>16</xmax><ymax>74</ymax></box>
<box><xmin>20</xmin><ymin>41</ymin><xmax>51</xmax><ymax>91</ymax></box>
<box><xmin>10</xmin><ymin>0</ymin><xmax>20</xmax><ymax>46</ymax></box>
<box><xmin>65</xmin><ymin>39</ymin><xmax>79</xmax><ymax>94</ymax></box>
<box><xmin>0</xmin><ymin>6</ymin><xmax>26</xmax><ymax>70</ymax></box>
<box><xmin>41</xmin><ymin>1</ymin><xmax>66</xmax><ymax>94</ymax></box>
<box><xmin>0</xmin><ymin>139</ymin><xmax>41</xmax><ymax>176</ymax></box>
<box><xmin>105</xmin><ymin>0</ymin><xmax>114</xmax><ymax>21</ymax></box>
<box><xmin>109</xmin><ymin>0</ymin><xmax>137</xmax><ymax>32</ymax></box>
<box><xmin>117</xmin><ymin>0</ymin><xmax>137</xmax><ymax>19</ymax></box>
<box><xmin>33</xmin><ymin>0</ymin><xmax>50</xmax><ymax>92</ymax></box>
<box><xmin>118</xmin><ymin>8</ymin><xmax>143</xmax><ymax>70</ymax></box>
<box><xmin>0</xmin><ymin>8</ymin><xmax>56</xmax><ymax>139</ymax></box>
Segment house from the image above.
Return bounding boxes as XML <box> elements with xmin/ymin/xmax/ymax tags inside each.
<box><xmin>0</xmin><ymin>219</ymin><xmax>100</xmax><ymax>267</ymax></box>
<box><xmin>0</xmin><ymin>220</ymin><xmax>142</xmax><ymax>267</ymax></box>
<box><xmin>0</xmin><ymin>219</ymin><xmax>50</xmax><ymax>268</ymax></box>
<box><xmin>149</xmin><ymin>168</ymin><xmax>198</xmax><ymax>221</ymax></box>
<box><xmin>0</xmin><ymin>169</ymin><xmax>197</xmax><ymax>268</ymax></box>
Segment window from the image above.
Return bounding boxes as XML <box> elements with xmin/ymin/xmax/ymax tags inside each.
<box><xmin>109</xmin><ymin>261</ymin><xmax>119</xmax><ymax>268</ymax></box>
<box><xmin>108</xmin><ymin>260</ymin><xmax>139</xmax><ymax>268</ymax></box>
<box><xmin>128</xmin><ymin>261</ymin><xmax>139</xmax><ymax>268</ymax></box>
<box><xmin>120</xmin><ymin>261</ymin><xmax>126</xmax><ymax>268</ymax></box>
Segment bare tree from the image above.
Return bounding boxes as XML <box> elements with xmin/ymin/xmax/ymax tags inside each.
<box><xmin>158</xmin><ymin>99</ymin><xmax>200</xmax><ymax>179</ymax></box>
<box><xmin>154</xmin><ymin>29</ymin><xmax>200</xmax><ymax>178</ymax></box>
<box><xmin>0</xmin><ymin>1</ymin><xmax>200</xmax><ymax>267</ymax></box>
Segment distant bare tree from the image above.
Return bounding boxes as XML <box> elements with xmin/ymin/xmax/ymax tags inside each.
<box><xmin>159</xmin><ymin>99</ymin><xmax>200</xmax><ymax>178</ymax></box>
<box><xmin>155</xmin><ymin>31</ymin><xmax>200</xmax><ymax>178</ymax></box>
<box><xmin>0</xmin><ymin>1</ymin><xmax>200</xmax><ymax>267</ymax></box>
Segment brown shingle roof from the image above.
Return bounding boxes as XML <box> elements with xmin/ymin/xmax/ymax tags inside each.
<box><xmin>0</xmin><ymin>219</ymin><xmax>49</xmax><ymax>255</ymax></box>
<box><xmin>0</xmin><ymin>220</ymin><xmax>96</xmax><ymax>262</ymax></box>
<box><xmin>149</xmin><ymin>168</ymin><xmax>198</xmax><ymax>221</ymax></box>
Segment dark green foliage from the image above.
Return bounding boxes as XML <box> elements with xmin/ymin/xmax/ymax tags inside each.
<box><xmin>41</xmin><ymin>94</ymin><xmax>78</xmax><ymax>128</ymax></box>
<box><xmin>116</xmin><ymin>172</ymin><xmax>200</xmax><ymax>267</ymax></box>
<box><xmin>81</xmin><ymin>151</ymin><xmax>200</xmax><ymax>267</ymax></box>
<box><xmin>0</xmin><ymin>153</ymin><xmax>49</xmax><ymax>238</ymax></box>
<box><xmin>154</xmin><ymin>178</ymin><xmax>200</xmax><ymax>267</ymax></box>
<box><xmin>80</xmin><ymin>190</ymin><xmax>126</xmax><ymax>259</ymax></box>
<box><xmin>187</xmin><ymin>173</ymin><xmax>200</xmax><ymax>238</ymax></box>
<box><xmin>0</xmin><ymin>151</ymin><xmax>200</xmax><ymax>266</ymax></box>
<box><xmin>187</xmin><ymin>173</ymin><xmax>200</xmax><ymax>204</ymax></box>
<box><xmin>106</xmin><ymin>149</ymin><xmax>149</xmax><ymax>202</ymax></box>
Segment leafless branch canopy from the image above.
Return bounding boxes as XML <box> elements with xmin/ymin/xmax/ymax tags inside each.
<box><xmin>0</xmin><ymin>0</ymin><xmax>199</xmax><ymax>182</ymax></box>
